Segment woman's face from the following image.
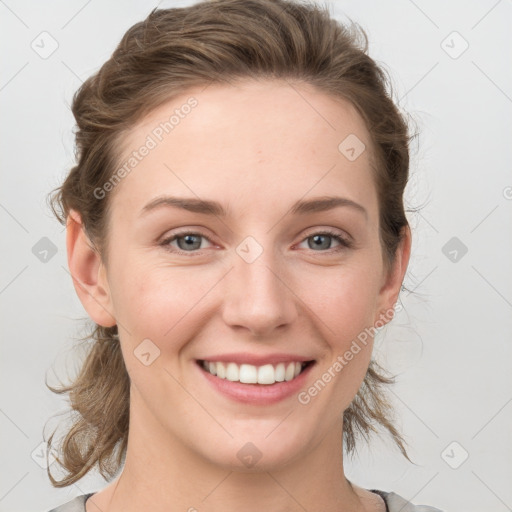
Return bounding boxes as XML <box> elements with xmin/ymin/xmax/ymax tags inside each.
<box><xmin>76</xmin><ymin>79</ymin><xmax>409</xmax><ymax>470</ymax></box>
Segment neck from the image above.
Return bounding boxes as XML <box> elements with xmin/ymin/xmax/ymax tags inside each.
<box><xmin>87</xmin><ymin>391</ymin><xmax>365</xmax><ymax>512</ymax></box>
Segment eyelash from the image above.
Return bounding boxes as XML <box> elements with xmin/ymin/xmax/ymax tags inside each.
<box><xmin>160</xmin><ymin>229</ymin><xmax>353</xmax><ymax>256</ymax></box>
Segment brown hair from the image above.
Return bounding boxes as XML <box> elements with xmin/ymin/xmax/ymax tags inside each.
<box><xmin>46</xmin><ymin>0</ymin><xmax>414</xmax><ymax>487</ymax></box>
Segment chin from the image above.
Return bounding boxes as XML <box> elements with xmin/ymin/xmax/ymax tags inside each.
<box><xmin>202</xmin><ymin>436</ymin><xmax>307</xmax><ymax>473</ymax></box>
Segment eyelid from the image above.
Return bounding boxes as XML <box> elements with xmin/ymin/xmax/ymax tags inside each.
<box><xmin>160</xmin><ymin>230</ymin><xmax>216</xmax><ymax>253</ymax></box>
<box><xmin>295</xmin><ymin>228</ymin><xmax>353</xmax><ymax>250</ymax></box>
<box><xmin>160</xmin><ymin>226</ymin><xmax>353</xmax><ymax>255</ymax></box>
<box><xmin>300</xmin><ymin>226</ymin><xmax>352</xmax><ymax>242</ymax></box>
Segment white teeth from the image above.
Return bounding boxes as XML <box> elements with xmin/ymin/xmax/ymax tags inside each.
<box><xmin>285</xmin><ymin>362</ymin><xmax>295</xmax><ymax>381</ymax></box>
<box><xmin>240</xmin><ymin>364</ymin><xmax>258</xmax><ymax>384</ymax></box>
<box><xmin>216</xmin><ymin>362</ymin><xmax>226</xmax><ymax>379</ymax></box>
<box><xmin>226</xmin><ymin>362</ymin><xmax>239</xmax><ymax>382</ymax></box>
<box><xmin>274</xmin><ymin>363</ymin><xmax>285</xmax><ymax>382</ymax></box>
<box><xmin>257</xmin><ymin>364</ymin><xmax>274</xmax><ymax>385</ymax></box>
<box><xmin>201</xmin><ymin>360</ymin><xmax>309</xmax><ymax>385</ymax></box>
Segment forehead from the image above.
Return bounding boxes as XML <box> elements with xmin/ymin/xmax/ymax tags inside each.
<box><xmin>109</xmin><ymin>79</ymin><xmax>377</xmax><ymax>220</ymax></box>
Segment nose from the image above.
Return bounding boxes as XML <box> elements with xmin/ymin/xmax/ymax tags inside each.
<box><xmin>221</xmin><ymin>241</ymin><xmax>298</xmax><ymax>338</ymax></box>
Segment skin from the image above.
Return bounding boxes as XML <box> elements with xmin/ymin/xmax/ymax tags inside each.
<box><xmin>67</xmin><ymin>79</ymin><xmax>411</xmax><ymax>512</ymax></box>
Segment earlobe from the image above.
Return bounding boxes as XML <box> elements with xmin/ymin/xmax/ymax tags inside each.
<box><xmin>66</xmin><ymin>209</ymin><xmax>116</xmax><ymax>327</ymax></box>
<box><xmin>374</xmin><ymin>225</ymin><xmax>412</xmax><ymax>326</ymax></box>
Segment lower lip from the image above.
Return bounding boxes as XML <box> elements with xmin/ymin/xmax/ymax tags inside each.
<box><xmin>196</xmin><ymin>361</ymin><xmax>316</xmax><ymax>405</ymax></box>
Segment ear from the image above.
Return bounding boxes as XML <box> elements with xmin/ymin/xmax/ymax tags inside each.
<box><xmin>66</xmin><ymin>209</ymin><xmax>116</xmax><ymax>327</ymax></box>
<box><xmin>374</xmin><ymin>225</ymin><xmax>412</xmax><ymax>325</ymax></box>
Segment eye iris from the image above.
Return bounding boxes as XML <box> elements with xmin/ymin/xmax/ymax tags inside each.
<box><xmin>309</xmin><ymin>234</ymin><xmax>331</xmax><ymax>250</ymax></box>
<box><xmin>178</xmin><ymin>234</ymin><xmax>202</xmax><ymax>251</ymax></box>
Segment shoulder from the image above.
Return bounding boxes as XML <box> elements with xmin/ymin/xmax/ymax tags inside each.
<box><xmin>45</xmin><ymin>493</ymin><xmax>92</xmax><ymax>512</ymax></box>
<box><xmin>371</xmin><ymin>489</ymin><xmax>445</xmax><ymax>512</ymax></box>
<box><xmin>46</xmin><ymin>490</ymin><xmax>445</xmax><ymax>512</ymax></box>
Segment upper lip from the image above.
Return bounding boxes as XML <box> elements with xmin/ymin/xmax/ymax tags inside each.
<box><xmin>197</xmin><ymin>353</ymin><xmax>315</xmax><ymax>366</ymax></box>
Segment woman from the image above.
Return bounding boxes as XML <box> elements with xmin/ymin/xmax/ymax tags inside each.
<box><xmin>45</xmin><ymin>0</ymin><xmax>444</xmax><ymax>510</ymax></box>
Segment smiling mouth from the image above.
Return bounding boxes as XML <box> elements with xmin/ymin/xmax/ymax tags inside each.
<box><xmin>197</xmin><ymin>359</ymin><xmax>315</xmax><ymax>385</ymax></box>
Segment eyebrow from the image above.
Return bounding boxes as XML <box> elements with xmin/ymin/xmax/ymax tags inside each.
<box><xmin>140</xmin><ymin>195</ymin><xmax>367</xmax><ymax>218</ymax></box>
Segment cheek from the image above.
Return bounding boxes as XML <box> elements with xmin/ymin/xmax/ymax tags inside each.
<box><xmin>303</xmin><ymin>263</ymin><xmax>380</xmax><ymax>341</ymax></box>
<box><xmin>112</xmin><ymin>263</ymin><xmax>211</xmax><ymax>393</ymax></box>
<box><xmin>294</xmin><ymin>268</ymin><xmax>379</xmax><ymax>417</ymax></box>
<box><xmin>111</xmin><ymin>259</ymin><xmax>218</xmax><ymax>345</ymax></box>
<box><xmin>303</xmin><ymin>263</ymin><xmax>379</xmax><ymax>388</ymax></box>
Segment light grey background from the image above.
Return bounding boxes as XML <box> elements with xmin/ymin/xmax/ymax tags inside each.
<box><xmin>1</xmin><ymin>1</ymin><xmax>511</xmax><ymax>511</ymax></box>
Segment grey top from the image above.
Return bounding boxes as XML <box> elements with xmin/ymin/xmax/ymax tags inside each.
<box><xmin>47</xmin><ymin>490</ymin><xmax>444</xmax><ymax>512</ymax></box>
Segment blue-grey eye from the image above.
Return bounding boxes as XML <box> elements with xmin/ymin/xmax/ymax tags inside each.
<box><xmin>308</xmin><ymin>234</ymin><xmax>333</xmax><ymax>250</ymax></box>
<box><xmin>176</xmin><ymin>234</ymin><xmax>204</xmax><ymax>251</ymax></box>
